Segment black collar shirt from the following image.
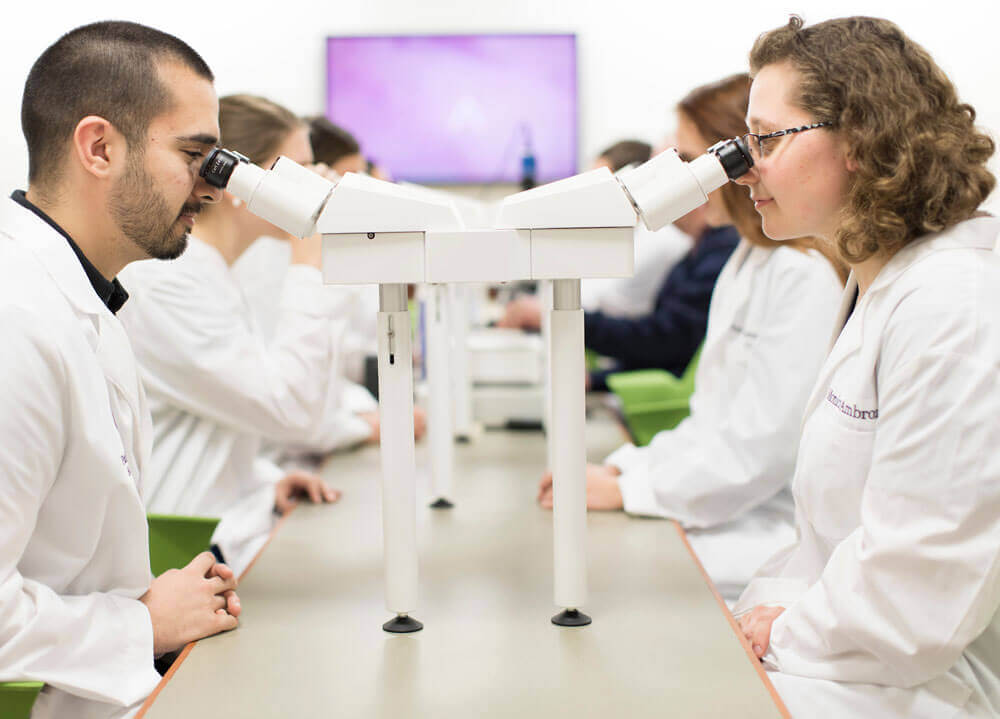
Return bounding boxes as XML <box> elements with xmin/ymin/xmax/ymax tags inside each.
<box><xmin>11</xmin><ymin>190</ymin><xmax>129</xmax><ymax>314</ymax></box>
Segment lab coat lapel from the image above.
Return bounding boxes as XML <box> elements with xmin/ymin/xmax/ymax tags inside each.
<box><xmin>800</xmin><ymin>274</ymin><xmax>864</xmax><ymax>422</ymax></box>
<box><xmin>94</xmin><ymin>312</ymin><xmax>147</xmax><ymax>478</ymax></box>
<box><xmin>0</xmin><ymin>198</ymin><xmax>148</xmax><ymax>483</ymax></box>
<box><xmin>703</xmin><ymin>240</ymin><xmax>754</xmax><ymax>345</ymax></box>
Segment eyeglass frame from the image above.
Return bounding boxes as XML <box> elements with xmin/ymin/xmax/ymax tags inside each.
<box><xmin>742</xmin><ymin>122</ymin><xmax>833</xmax><ymax>160</ymax></box>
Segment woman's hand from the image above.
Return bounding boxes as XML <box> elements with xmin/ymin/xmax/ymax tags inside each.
<box><xmin>538</xmin><ymin>463</ymin><xmax>624</xmax><ymax>510</ymax></box>
<box><xmin>737</xmin><ymin>605</ymin><xmax>785</xmax><ymax>659</ymax></box>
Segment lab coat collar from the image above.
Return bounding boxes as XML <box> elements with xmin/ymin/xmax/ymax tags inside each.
<box><xmin>801</xmin><ymin>274</ymin><xmax>864</xmax><ymax>424</ymax></box>
<box><xmin>0</xmin><ymin>196</ymin><xmax>113</xmax><ymax>319</ymax></box>
<box><xmin>801</xmin><ymin>214</ymin><xmax>1000</xmax><ymax>424</ymax></box>
<box><xmin>865</xmin><ymin>214</ymin><xmax>1000</xmax><ymax>297</ymax></box>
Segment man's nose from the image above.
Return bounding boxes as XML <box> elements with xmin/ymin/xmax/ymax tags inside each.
<box><xmin>194</xmin><ymin>175</ymin><xmax>222</xmax><ymax>204</ymax></box>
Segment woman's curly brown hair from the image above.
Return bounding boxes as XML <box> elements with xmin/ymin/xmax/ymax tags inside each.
<box><xmin>750</xmin><ymin>16</ymin><xmax>995</xmax><ymax>263</ymax></box>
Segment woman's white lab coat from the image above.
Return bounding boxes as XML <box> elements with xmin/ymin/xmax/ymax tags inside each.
<box><xmin>0</xmin><ymin>199</ymin><xmax>159</xmax><ymax>718</ymax></box>
<box><xmin>606</xmin><ymin>240</ymin><xmax>843</xmax><ymax>600</ymax></box>
<box><xmin>233</xmin><ymin>235</ymin><xmax>380</xmax><ymax>386</ymax></box>
<box><xmin>733</xmin><ymin>217</ymin><xmax>1000</xmax><ymax>718</ymax></box>
<box><xmin>119</xmin><ymin>237</ymin><xmax>372</xmax><ymax>574</ymax></box>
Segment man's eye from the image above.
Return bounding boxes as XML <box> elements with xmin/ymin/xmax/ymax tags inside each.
<box><xmin>184</xmin><ymin>150</ymin><xmax>204</xmax><ymax>160</ymax></box>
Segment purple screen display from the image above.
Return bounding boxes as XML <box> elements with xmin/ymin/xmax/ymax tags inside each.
<box><xmin>326</xmin><ymin>34</ymin><xmax>578</xmax><ymax>184</ymax></box>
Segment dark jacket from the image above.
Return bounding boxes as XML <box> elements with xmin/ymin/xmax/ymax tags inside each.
<box><xmin>585</xmin><ymin>225</ymin><xmax>739</xmax><ymax>390</ymax></box>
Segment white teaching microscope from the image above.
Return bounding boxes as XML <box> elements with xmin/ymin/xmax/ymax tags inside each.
<box><xmin>199</xmin><ymin>137</ymin><xmax>752</xmax><ymax>632</ymax></box>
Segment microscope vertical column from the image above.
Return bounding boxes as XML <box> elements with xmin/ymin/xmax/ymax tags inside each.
<box><xmin>449</xmin><ymin>284</ymin><xmax>474</xmax><ymax>442</ymax></box>
<box><xmin>549</xmin><ymin>278</ymin><xmax>591</xmax><ymax>627</ymax></box>
<box><xmin>426</xmin><ymin>284</ymin><xmax>455</xmax><ymax>508</ymax></box>
<box><xmin>377</xmin><ymin>283</ymin><xmax>423</xmax><ymax>633</ymax></box>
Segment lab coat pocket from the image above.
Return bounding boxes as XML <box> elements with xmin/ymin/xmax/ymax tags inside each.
<box><xmin>795</xmin><ymin>403</ymin><xmax>877</xmax><ymax>543</ymax></box>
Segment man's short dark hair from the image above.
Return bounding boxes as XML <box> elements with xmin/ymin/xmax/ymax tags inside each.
<box><xmin>22</xmin><ymin>20</ymin><xmax>214</xmax><ymax>187</ymax></box>
<box><xmin>307</xmin><ymin>116</ymin><xmax>361</xmax><ymax>165</ymax></box>
<box><xmin>597</xmin><ymin>140</ymin><xmax>652</xmax><ymax>172</ymax></box>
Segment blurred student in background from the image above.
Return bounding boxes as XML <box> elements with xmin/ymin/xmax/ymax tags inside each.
<box><xmin>581</xmin><ymin>139</ymin><xmax>693</xmax><ymax>319</ymax></box>
<box><xmin>500</xmin><ymin>128</ymin><xmax>740</xmax><ymax>389</ymax></box>
<box><xmin>233</xmin><ymin>115</ymin><xmax>384</xmax><ymax>391</ymax></box>
<box><xmin>538</xmin><ymin>73</ymin><xmax>845</xmax><ymax>602</ymax></box>
<box><xmin>120</xmin><ymin>95</ymin><xmax>381</xmax><ymax>574</ymax></box>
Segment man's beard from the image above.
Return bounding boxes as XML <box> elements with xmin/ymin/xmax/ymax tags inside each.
<box><xmin>109</xmin><ymin>151</ymin><xmax>198</xmax><ymax>261</ymax></box>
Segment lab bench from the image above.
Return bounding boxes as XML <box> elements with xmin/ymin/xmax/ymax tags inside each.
<box><xmin>139</xmin><ymin>410</ymin><xmax>787</xmax><ymax>718</ymax></box>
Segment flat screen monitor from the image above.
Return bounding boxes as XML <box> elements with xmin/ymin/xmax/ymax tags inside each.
<box><xmin>326</xmin><ymin>34</ymin><xmax>578</xmax><ymax>184</ymax></box>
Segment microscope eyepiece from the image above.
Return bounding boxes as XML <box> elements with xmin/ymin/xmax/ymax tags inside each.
<box><xmin>708</xmin><ymin>137</ymin><xmax>754</xmax><ymax>181</ymax></box>
<box><xmin>200</xmin><ymin>148</ymin><xmax>250</xmax><ymax>189</ymax></box>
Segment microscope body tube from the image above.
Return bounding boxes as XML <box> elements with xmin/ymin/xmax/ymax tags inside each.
<box><xmin>377</xmin><ymin>283</ymin><xmax>419</xmax><ymax>614</ymax></box>
<box><xmin>425</xmin><ymin>284</ymin><xmax>454</xmax><ymax>502</ymax></box>
<box><xmin>549</xmin><ymin>279</ymin><xmax>588</xmax><ymax>610</ymax></box>
<box><xmin>618</xmin><ymin>149</ymin><xmax>729</xmax><ymax>232</ymax></box>
<box><xmin>448</xmin><ymin>284</ymin><xmax>474</xmax><ymax>439</ymax></box>
<box><xmin>226</xmin><ymin>157</ymin><xmax>334</xmax><ymax>238</ymax></box>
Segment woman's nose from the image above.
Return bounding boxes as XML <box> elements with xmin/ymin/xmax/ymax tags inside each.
<box><xmin>733</xmin><ymin>166</ymin><xmax>760</xmax><ymax>186</ymax></box>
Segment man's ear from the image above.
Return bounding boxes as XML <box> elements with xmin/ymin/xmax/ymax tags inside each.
<box><xmin>72</xmin><ymin>116</ymin><xmax>127</xmax><ymax>179</ymax></box>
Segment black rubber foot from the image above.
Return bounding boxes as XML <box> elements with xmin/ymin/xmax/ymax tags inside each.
<box><xmin>429</xmin><ymin>498</ymin><xmax>454</xmax><ymax>509</ymax></box>
<box><xmin>383</xmin><ymin>615</ymin><xmax>424</xmax><ymax>633</ymax></box>
<box><xmin>455</xmin><ymin>435</ymin><xmax>472</xmax><ymax>444</ymax></box>
<box><xmin>551</xmin><ymin>609</ymin><xmax>592</xmax><ymax>627</ymax></box>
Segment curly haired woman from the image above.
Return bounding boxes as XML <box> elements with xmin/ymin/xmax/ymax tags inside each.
<box><xmin>730</xmin><ymin>16</ymin><xmax>1000</xmax><ymax>718</ymax></box>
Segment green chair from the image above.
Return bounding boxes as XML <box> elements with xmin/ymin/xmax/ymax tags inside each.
<box><xmin>147</xmin><ymin>513</ymin><xmax>221</xmax><ymax>577</ymax></box>
<box><xmin>0</xmin><ymin>515</ymin><xmax>219</xmax><ymax>717</ymax></box>
<box><xmin>0</xmin><ymin>681</ymin><xmax>43</xmax><ymax>719</ymax></box>
<box><xmin>606</xmin><ymin>345</ymin><xmax>701</xmax><ymax>447</ymax></box>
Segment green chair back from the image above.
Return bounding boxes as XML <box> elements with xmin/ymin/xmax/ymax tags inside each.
<box><xmin>607</xmin><ymin>345</ymin><xmax>702</xmax><ymax>446</ymax></box>
<box><xmin>0</xmin><ymin>681</ymin><xmax>43</xmax><ymax>719</ymax></box>
<box><xmin>147</xmin><ymin>513</ymin><xmax>221</xmax><ymax>576</ymax></box>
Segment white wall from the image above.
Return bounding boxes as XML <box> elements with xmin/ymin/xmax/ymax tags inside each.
<box><xmin>4</xmin><ymin>0</ymin><xmax>1000</xmax><ymax>209</ymax></box>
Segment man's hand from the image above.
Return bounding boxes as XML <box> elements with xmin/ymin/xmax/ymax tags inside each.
<box><xmin>141</xmin><ymin>552</ymin><xmax>241</xmax><ymax>656</ymax></box>
<box><xmin>737</xmin><ymin>605</ymin><xmax>786</xmax><ymax>659</ymax></box>
<box><xmin>412</xmin><ymin>406</ymin><xmax>427</xmax><ymax>440</ymax></box>
<box><xmin>360</xmin><ymin>409</ymin><xmax>428</xmax><ymax>444</ymax></box>
<box><xmin>538</xmin><ymin>463</ymin><xmax>624</xmax><ymax>510</ymax></box>
<box><xmin>274</xmin><ymin>471</ymin><xmax>340</xmax><ymax>515</ymax></box>
<box><xmin>497</xmin><ymin>295</ymin><xmax>542</xmax><ymax>330</ymax></box>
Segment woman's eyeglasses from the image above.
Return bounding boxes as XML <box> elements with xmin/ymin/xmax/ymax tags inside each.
<box><xmin>742</xmin><ymin>122</ymin><xmax>832</xmax><ymax>161</ymax></box>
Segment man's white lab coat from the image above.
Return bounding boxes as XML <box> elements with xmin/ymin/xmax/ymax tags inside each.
<box><xmin>734</xmin><ymin>217</ymin><xmax>1000</xmax><ymax>718</ymax></box>
<box><xmin>0</xmin><ymin>198</ymin><xmax>159</xmax><ymax>718</ymax></box>
<box><xmin>119</xmin><ymin>237</ymin><xmax>372</xmax><ymax>574</ymax></box>
<box><xmin>607</xmin><ymin>241</ymin><xmax>843</xmax><ymax>601</ymax></box>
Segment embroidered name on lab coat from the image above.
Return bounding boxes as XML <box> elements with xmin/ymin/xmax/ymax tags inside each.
<box><xmin>826</xmin><ymin>388</ymin><xmax>878</xmax><ymax>420</ymax></box>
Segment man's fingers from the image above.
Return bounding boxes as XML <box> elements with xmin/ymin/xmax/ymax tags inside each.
<box><xmin>207</xmin><ymin>573</ymin><xmax>238</xmax><ymax>594</ymax></box>
<box><xmin>207</xmin><ymin>562</ymin><xmax>234</xmax><ymax>581</ymax></box>
<box><xmin>187</xmin><ymin>551</ymin><xmax>217</xmax><ymax>575</ymax></box>
<box><xmin>223</xmin><ymin>590</ymin><xmax>242</xmax><ymax>618</ymax></box>
<box><xmin>324</xmin><ymin>487</ymin><xmax>341</xmax><ymax>502</ymax></box>
<box><xmin>214</xmin><ymin>610</ymin><xmax>239</xmax><ymax>633</ymax></box>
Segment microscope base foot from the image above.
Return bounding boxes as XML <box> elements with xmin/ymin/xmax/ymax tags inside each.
<box><xmin>551</xmin><ymin>609</ymin><xmax>592</xmax><ymax>627</ymax></box>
